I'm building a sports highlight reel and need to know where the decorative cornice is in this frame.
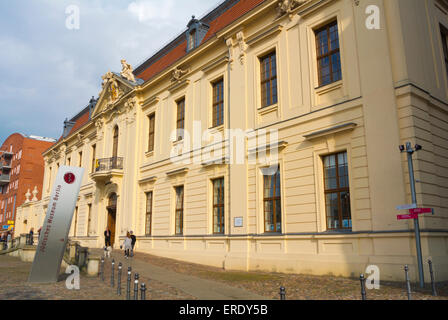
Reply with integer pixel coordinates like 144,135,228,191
138,176,157,184
246,25,283,47
141,95,160,109
168,79,190,94
166,167,189,177
303,123,357,140
248,141,288,154
201,53,230,73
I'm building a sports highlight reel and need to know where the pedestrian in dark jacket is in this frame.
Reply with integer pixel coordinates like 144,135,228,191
130,231,136,257
104,227,111,247
29,228,34,245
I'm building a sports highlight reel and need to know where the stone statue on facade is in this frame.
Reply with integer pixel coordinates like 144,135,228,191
277,0,305,18
171,67,189,82
25,189,31,203
32,186,38,202
120,59,136,83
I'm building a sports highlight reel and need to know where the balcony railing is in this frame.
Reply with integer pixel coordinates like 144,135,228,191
0,174,10,185
95,157,123,172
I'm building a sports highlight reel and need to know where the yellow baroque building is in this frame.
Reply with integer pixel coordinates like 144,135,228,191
16,0,448,282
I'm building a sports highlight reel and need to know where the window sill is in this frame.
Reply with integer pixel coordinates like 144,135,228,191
208,124,224,134
172,139,184,147
145,151,154,158
315,80,343,96
257,103,278,116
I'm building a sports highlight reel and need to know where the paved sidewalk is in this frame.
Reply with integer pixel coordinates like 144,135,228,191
94,249,268,300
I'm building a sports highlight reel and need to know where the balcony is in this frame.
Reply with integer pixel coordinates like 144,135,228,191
90,157,124,183
0,160,12,171
0,174,10,186
0,151,13,159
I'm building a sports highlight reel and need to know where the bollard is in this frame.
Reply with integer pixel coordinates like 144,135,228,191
141,283,147,301
134,273,140,300
117,263,122,296
100,257,104,282
360,274,367,300
279,287,286,300
428,260,438,297
404,265,412,300
111,259,115,287
126,267,132,300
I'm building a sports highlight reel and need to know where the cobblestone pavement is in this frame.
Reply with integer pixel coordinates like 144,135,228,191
123,250,448,301
0,255,120,300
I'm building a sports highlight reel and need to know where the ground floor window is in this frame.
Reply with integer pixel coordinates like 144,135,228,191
212,178,224,234
263,166,282,233
323,151,352,230
145,192,153,236
175,186,184,235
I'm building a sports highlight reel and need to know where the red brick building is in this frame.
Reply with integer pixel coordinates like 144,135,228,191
0,133,55,237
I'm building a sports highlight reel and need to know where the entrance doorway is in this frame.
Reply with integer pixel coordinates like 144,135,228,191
106,193,117,247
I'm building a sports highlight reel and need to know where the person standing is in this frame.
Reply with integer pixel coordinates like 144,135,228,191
130,231,136,257
29,228,34,245
121,232,132,259
104,227,111,248
6,232,11,249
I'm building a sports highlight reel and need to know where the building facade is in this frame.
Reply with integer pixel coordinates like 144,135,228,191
16,0,448,282
0,133,55,236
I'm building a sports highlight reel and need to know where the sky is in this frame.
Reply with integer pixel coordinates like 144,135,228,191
0,0,224,143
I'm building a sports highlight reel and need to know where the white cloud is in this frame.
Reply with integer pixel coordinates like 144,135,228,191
128,0,175,22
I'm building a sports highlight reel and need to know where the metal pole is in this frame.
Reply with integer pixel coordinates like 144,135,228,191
111,259,115,287
428,260,437,296
141,283,147,301
117,263,122,296
406,142,424,288
279,287,286,300
360,274,367,300
100,257,104,282
134,273,139,300
405,265,412,300
126,267,132,300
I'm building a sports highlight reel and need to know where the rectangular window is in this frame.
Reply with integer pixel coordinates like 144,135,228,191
78,152,83,167
441,25,448,80
148,114,155,152
87,204,92,236
315,20,342,87
212,178,224,234
212,79,224,127
91,145,96,173
323,151,352,230
176,98,185,141
175,186,184,235
260,51,278,108
67,157,71,166
263,166,282,233
73,206,78,237
145,192,153,236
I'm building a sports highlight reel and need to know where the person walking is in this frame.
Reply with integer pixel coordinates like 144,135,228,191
130,231,136,257
120,232,132,259
104,227,111,248
6,232,11,249
29,228,34,245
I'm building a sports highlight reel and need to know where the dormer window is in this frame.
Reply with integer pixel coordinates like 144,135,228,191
186,15,209,53
188,29,196,51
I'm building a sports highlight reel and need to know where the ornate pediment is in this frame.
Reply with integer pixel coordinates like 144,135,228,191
91,71,135,118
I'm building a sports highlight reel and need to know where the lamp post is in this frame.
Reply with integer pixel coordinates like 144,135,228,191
400,142,424,288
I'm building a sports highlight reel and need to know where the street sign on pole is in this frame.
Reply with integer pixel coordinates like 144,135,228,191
396,204,417,211
409,208,433,215
397,213,419,220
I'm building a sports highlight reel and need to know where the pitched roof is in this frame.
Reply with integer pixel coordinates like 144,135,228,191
134,0,266,82
53,0,267,147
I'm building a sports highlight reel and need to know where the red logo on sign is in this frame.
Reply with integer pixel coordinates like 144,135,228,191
64,173,76,184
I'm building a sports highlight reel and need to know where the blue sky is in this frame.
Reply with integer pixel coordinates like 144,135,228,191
0,0,223,143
